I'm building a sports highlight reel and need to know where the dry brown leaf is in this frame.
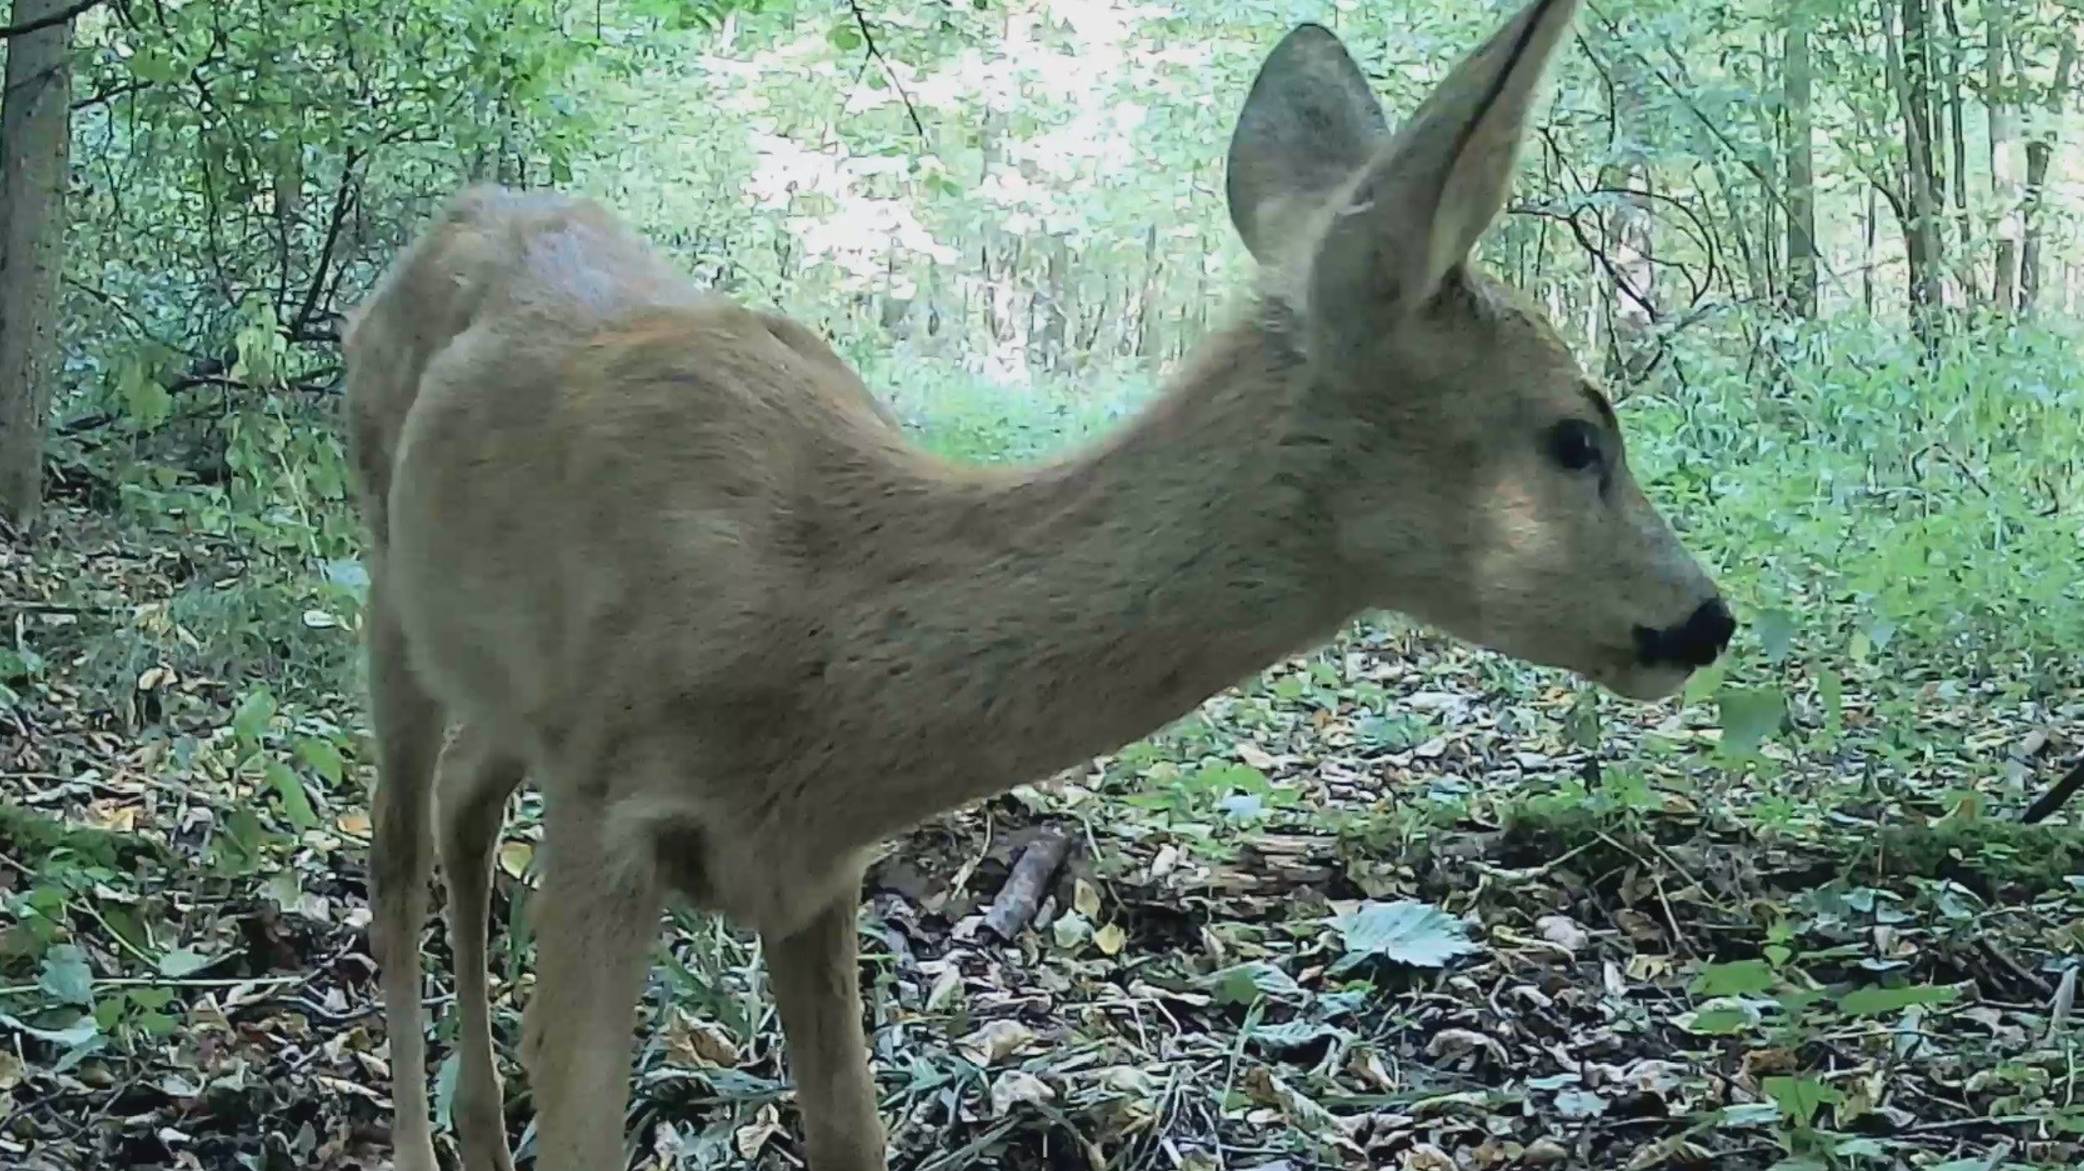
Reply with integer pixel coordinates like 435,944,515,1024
989,1069,1054,1116
1401,1141,1456,1170
958,1019,1036,1066
1424,1028,1506,1064
1094,922,1127,956
1537,914,1589,953
733,1104,782,1160
1522,1137,1570,1165
1073,878,1102,919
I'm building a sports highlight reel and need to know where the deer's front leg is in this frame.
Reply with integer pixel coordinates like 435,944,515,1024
523,808,661,1171
766,876,885,1171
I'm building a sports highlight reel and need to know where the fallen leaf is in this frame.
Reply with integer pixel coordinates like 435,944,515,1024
1401,1142,1455,1170
1424,1028,1505,1064
1094,922,1127,956
925,964,964,1012
990,1069,1054,1116
1330,900,1479,972
734,1104,782,1159
1537,914,1589,953
1073,878,1102,918
958,1019,1036,1066
497,840,534,879
1522,1138,1569,1165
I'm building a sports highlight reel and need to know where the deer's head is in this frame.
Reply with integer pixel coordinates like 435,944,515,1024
1226,0,1730,700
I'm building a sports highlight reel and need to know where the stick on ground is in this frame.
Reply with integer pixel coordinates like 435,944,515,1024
2022,755,2084,825
983,829,1073,940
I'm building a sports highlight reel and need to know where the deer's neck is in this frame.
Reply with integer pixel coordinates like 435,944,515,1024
817,312,1354,818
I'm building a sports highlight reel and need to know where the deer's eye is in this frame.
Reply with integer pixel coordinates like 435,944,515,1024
1547,419,1602,472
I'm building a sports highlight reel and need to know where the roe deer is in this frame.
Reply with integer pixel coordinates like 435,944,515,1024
343,1,1732,1168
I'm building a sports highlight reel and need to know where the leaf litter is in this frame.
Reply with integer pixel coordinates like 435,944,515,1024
3,501,2082,1170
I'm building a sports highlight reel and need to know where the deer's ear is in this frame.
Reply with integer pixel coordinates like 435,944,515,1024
1224,24,1388,265
1316,0,1581,313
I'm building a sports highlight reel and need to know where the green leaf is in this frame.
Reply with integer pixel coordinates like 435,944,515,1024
1754,608,1796,662
1204,961,1303,1006
157,947,216,978
433,1051,461,1131
266,760,319,831
828,21,862,51
1563,689,1601,749
1717,686,1785,759
1682,658,1729,705
127,988,175,1011
1678,1005,1759,1035
1691,959,1777,998
1247,1019,1343,1053
1717,1102,1782,1128
1764,1074,1844,1129
232,689,277,747
0,1009,99,1048
296,737,345,786
1329,900,1478,972
1817,667,1843,733
1186,762,1267,796
39,944,95,1007
1836,983,1958,1018
118,362,174,432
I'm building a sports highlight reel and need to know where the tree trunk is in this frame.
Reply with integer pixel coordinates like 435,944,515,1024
2019,31,2077,314
0,0,76,530
1941,0,1972,306
1988,0,2020,310
1602,52,1654,377
1132,224,1157,359
1890,0,1944,342
1783,0,1818,318
1863,184,1877,314
1038,234,1068,372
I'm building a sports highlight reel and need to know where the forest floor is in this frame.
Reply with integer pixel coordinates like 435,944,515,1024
4,495,2083,1171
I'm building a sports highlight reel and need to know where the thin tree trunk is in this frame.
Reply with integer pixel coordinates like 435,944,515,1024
0,0,77,530
2020,32,2077,314
1863,184,1877,314
1038,234,1068,372
1783,0,1818,318
1133,224,1157,359
1942,0,1972,307
1890,0,1944,344
1988,0,2020,310
1719,171,1768,307
1603,53,1654,377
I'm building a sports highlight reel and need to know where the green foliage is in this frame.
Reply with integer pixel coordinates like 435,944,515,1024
15,1,2084,1166
1327,900,1478,973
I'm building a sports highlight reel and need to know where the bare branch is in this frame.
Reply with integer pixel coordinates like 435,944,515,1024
847,0,926,139
2024,756,2084,824
0,0,103,39
287,150,363,344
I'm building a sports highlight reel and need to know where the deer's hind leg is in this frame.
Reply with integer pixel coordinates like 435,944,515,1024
365,578,445,1171
434,726,526,1171
764,871,885,1171
519,787,663,1171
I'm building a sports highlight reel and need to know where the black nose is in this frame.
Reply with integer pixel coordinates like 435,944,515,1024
1633,598,1736,670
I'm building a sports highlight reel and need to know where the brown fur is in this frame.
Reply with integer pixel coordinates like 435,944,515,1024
344,3,1721,1169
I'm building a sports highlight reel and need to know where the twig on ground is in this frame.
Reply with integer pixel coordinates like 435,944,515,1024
2023,754,2084,824
983,828,1072,940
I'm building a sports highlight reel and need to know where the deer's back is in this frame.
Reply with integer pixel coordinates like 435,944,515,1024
346,187,905,763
